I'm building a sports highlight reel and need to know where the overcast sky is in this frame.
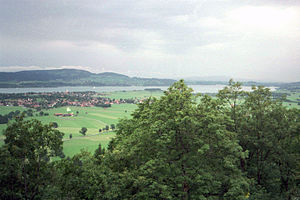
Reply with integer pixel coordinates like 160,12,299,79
0,0,299,82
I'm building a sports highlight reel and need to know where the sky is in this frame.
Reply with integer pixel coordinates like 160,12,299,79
0,0,299,82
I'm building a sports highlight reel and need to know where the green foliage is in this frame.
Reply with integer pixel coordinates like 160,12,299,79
80,127,87,136
218,80,300,199
50,121,58,128
217,78,244,132
1,80,298,199
63,132,116,157
110,124,116,130
94,144,106,164
243,87,300,199
0,103,136,157
53,151,107,199
0,110,23,124
0,117,64,200
104,80,248,199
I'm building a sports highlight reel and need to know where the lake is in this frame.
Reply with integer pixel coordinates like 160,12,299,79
0,85,277,94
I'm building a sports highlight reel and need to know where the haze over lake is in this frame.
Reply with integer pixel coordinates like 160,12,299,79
0,85,277,94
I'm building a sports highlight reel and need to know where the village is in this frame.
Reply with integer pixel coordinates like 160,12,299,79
0,91,140,109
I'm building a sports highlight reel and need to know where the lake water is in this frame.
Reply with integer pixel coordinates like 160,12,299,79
0,85,277,94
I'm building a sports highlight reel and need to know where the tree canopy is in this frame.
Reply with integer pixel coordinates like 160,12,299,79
218,80,300,199
80,127,87,136
0,117,64,200
0,80,299,199
104,80,248,199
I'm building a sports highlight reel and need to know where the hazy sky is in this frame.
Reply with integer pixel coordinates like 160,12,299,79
0,0,299,82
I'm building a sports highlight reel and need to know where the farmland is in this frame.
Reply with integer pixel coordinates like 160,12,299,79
0,104,137,156
0,90,164,156
102,89,163,100
273,89,300,108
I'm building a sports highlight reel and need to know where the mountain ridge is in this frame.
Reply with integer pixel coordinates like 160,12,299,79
0,69,298,88
0,69,176,88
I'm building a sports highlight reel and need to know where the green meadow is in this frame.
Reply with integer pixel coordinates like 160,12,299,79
0,104,137,157
0,90,165,157
100,89,163,100
274,89,300,109
63,132,116,157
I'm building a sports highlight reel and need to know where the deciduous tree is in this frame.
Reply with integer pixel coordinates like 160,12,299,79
104,80,248,199
219,81,300,199
0,117,64,200
80,127,87,136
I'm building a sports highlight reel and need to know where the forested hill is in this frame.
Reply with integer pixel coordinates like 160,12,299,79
0,69,176,88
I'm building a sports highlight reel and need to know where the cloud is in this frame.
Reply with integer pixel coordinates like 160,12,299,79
225,6,300,37
0,65,94,72
0,66,45,72
0,0,299,81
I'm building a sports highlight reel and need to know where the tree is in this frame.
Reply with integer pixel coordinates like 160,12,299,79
94,144,105,164
50,122,58,128
27,111,33,117
110,124,115,130
0,117,64,200
239,86,300,199
54,151,107,199
218,81,300,199
104,80,248,199
15,110,21,116
0,115,8,124
80,127,87,136
105,125,109,131
99,129,102,134
217,79,244,133
39,111,44,116
69,134,72,139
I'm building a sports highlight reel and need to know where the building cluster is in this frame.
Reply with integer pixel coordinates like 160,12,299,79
0,91,140,109
54,113,74,117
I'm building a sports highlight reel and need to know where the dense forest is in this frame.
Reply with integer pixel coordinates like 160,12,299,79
0,80,299,200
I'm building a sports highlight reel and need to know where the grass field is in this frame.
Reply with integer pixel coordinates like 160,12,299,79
0,106,27,114
101,90,163,100
0,90,166,157
0,103,137,157
274,89,300,109
35,104,136,138
63,132,116,157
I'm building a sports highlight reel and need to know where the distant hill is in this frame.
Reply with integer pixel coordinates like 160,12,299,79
0,69,176,88
184,76,289,87
0,69,92,82
278,82,300,91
